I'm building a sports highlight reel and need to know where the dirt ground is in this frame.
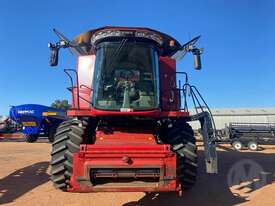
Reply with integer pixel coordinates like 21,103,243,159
0,138,274,206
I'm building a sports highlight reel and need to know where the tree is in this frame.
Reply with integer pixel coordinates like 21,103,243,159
51,100,71,110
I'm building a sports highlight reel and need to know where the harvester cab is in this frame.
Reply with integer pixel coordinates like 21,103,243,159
48,26,217,195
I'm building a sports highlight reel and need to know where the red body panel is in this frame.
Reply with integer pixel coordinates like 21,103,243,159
160,57,180,111
72,87,92,109
72,55,95,109
95,130,156,145
69,54,183,115
68,144,179,193
67,108,189,118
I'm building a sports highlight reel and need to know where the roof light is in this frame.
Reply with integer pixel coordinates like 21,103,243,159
135,31,163,45
91,30,163,45
91,30,123,44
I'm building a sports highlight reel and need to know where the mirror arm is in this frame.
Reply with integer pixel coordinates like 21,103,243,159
48,40,70,67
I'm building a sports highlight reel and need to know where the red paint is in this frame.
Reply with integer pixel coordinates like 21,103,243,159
95,129,156,145
160,57,180,111
71,55,95,109
67,108,189,118
68,144,179,193
72,86,92,109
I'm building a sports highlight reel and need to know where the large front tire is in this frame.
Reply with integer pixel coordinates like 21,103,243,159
165,121,198,190
50,119,87,191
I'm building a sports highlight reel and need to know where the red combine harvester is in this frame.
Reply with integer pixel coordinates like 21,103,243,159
48,26,217,195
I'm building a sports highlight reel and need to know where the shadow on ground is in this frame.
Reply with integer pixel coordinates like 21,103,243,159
0,136,50,143
0,161,49,205
123,147,275,206
0,138,25,142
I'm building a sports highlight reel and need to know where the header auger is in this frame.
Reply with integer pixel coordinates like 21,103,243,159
48,26,217,195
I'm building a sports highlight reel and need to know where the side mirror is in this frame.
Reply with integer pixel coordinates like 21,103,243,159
48,43,59,67
192,48,202,70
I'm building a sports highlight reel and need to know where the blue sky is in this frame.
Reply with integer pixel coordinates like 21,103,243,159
0,0,274,115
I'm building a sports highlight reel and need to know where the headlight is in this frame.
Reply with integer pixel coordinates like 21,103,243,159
135,31,163,45
91,30,163,45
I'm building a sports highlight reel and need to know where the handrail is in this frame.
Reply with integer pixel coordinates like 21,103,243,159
64,69,80,109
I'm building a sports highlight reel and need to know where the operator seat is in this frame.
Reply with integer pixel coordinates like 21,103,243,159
132,81,154,108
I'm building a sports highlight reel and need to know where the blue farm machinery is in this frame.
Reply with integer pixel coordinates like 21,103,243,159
9,104,68,142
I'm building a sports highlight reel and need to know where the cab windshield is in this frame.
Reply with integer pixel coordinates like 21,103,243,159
92,41,159,111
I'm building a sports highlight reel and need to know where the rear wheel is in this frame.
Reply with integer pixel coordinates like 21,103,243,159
232,140,243,151
164,121,198,190
25,134,39,143
248,141,258,151
50,119,87,191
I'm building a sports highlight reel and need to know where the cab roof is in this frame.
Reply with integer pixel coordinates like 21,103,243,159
74,26,182,56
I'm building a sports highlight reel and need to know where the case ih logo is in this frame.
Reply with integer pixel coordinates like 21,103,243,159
18,110,34,114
